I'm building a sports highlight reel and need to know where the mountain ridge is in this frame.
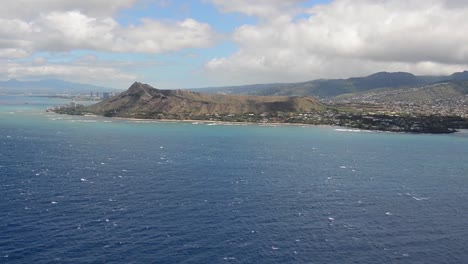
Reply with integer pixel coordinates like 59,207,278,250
195,71,468,98
84,82,324,119
53,81,468,134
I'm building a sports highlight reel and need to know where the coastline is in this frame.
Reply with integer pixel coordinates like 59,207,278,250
55,113,467,135
111,116,332,128
52,104,466,134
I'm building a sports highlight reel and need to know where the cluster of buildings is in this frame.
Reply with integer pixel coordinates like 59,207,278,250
363,98,468,118
89,91,120,100
328,84,468,118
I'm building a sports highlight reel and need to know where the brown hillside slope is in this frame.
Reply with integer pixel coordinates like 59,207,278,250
86,82,323,118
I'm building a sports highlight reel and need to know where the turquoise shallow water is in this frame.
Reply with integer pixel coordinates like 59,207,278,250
1,96,468,263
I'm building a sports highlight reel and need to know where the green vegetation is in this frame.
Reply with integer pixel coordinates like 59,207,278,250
49,81,468,134
199,71,468,99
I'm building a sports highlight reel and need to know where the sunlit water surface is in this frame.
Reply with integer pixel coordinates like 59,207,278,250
1,96,468,263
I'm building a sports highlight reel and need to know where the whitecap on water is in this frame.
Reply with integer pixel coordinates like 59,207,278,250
406,192,429,201
412,196,429,201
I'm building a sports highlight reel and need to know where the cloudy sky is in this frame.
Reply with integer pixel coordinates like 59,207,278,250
1,0,468,89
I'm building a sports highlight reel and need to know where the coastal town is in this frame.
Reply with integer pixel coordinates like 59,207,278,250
46,78,468,134
328,85,468,118
50,98,468,134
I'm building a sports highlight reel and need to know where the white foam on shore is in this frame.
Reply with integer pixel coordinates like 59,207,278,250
335,128,372,133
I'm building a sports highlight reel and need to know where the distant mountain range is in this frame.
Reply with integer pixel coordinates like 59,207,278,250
0,79,116,95
85,82,323,119
334,80,468,103
196,71,468,99
3,71,468,100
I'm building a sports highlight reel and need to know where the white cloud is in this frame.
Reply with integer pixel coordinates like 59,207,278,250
0,58,138,88
208,0,304,19
0,0,219,86
0,0,138,19
206,0,468,84
114,18,218,53
0,11,218,58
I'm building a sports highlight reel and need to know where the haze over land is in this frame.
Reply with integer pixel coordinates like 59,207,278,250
1,0,468,89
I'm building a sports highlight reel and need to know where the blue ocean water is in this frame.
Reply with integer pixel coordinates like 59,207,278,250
1,96,468,263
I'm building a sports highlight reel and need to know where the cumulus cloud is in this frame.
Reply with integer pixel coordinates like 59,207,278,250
0,57,138,88
0,11,218,58
206,0,468,84
0,0,220,85
208,0,304,19
0,0,138,19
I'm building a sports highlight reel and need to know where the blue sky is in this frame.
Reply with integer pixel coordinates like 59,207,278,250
0,0,467,90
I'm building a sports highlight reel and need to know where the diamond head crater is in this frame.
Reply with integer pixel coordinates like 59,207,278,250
49,71,468,134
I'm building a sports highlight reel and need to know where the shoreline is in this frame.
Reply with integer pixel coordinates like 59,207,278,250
112,116,321,127
60,113,467,135
60,113,356,130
